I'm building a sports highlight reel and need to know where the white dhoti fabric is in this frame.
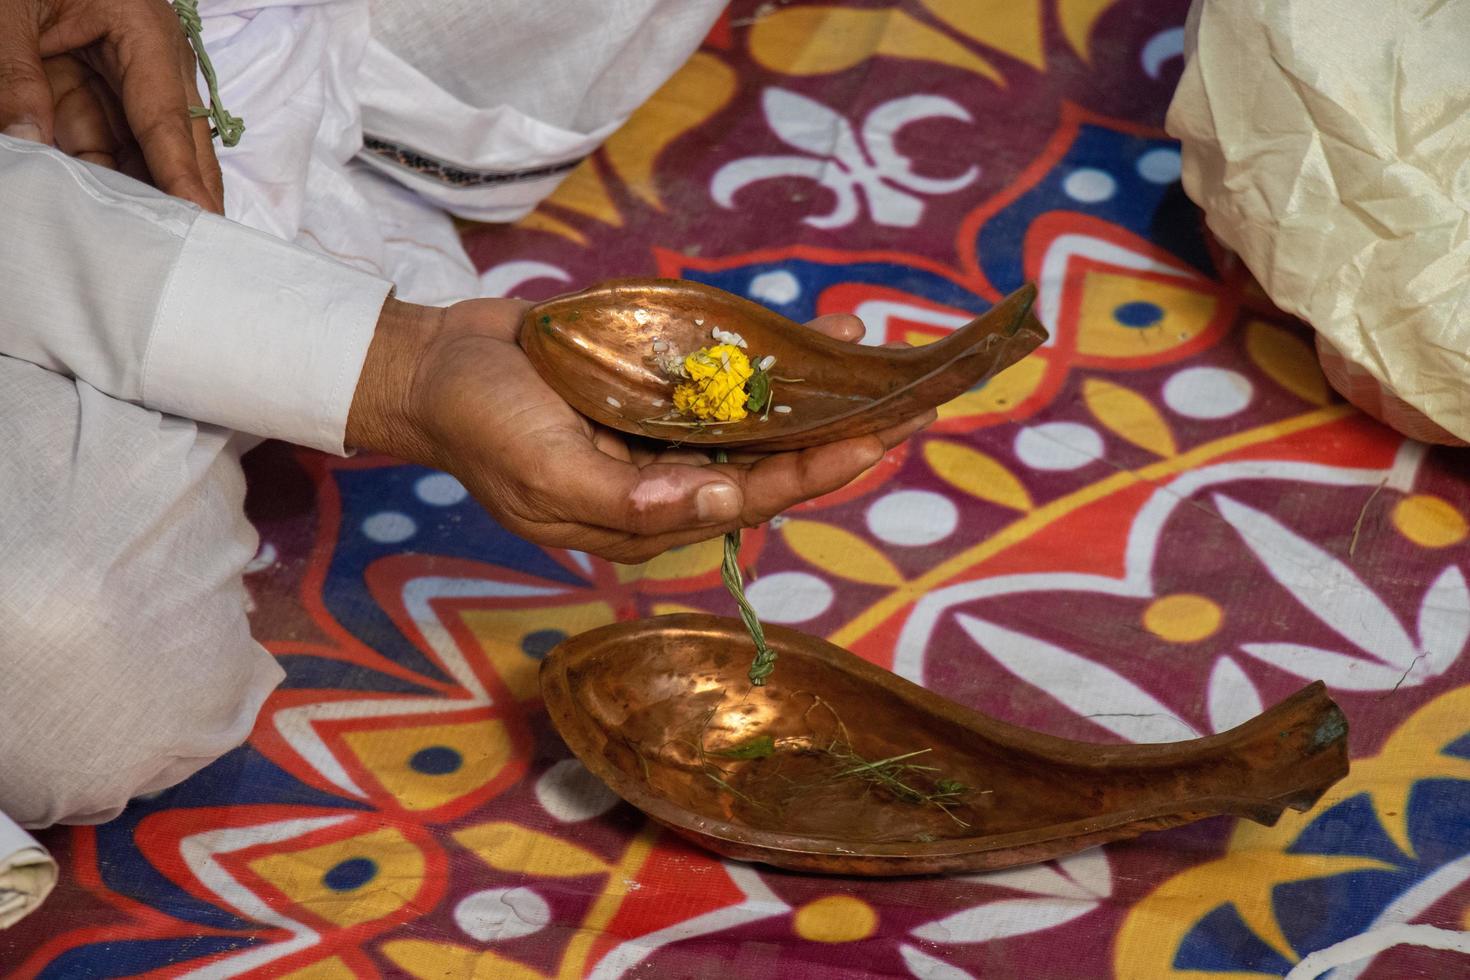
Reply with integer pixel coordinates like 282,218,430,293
207,0,726,303
1167,0,1470,443
0,0,727,929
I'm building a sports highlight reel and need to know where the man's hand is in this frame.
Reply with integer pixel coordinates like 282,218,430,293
0,0,224,211
348,297,934,564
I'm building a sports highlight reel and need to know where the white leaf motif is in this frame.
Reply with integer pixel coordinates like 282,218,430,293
956,615,1198,742
478,260,569,299
712,88,975,229
1057,848,1112,898
900,944,977,980
862,95,980,194
1416,565,1470,678
1207,656,1264,733
762,88,853,159
963,863,1092,900
710,155,858,229
912,897,1097,944
1216,495,1419,668
1241,643,1410,691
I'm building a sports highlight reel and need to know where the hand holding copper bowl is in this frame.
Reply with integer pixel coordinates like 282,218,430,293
517,277,1047,452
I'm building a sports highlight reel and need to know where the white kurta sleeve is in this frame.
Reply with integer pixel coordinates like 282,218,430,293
0,135,393,454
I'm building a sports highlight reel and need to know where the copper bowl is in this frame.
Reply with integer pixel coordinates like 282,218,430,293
541,615,1349,876
519,278,1046,452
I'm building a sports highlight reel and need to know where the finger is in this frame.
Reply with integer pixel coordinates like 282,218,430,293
532,431,743,536
804,313,864,343
591,427,633,462
47,60,119,163
458,297,534,342
106,26,215,208
733,436,886,525
84,70,149,181
646,448,714,467
0,8,53,143
177,37,224,212
871,409,937,450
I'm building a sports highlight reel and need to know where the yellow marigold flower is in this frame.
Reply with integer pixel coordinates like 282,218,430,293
673,344,753,422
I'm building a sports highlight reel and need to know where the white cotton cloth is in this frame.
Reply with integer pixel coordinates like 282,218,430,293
0,134,390,454
201,0,728,302
0,812,55,929
1167,0,1470,442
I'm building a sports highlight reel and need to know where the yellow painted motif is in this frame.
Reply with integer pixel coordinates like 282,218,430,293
1083,378,1178,457
1076,270,1216,358
604,53,737,209
1142,594,1222,643
620,538,726,586
542,158,623,227
1114,683,1470,977
652,601,707,617
782,519,905,586
794,895,879,942
247,827,424,928
921,0,1045,69
924,440,1034,512
555,824,660,979
381,941,547,980
455,821,609,878
460,600,616,702
1392,494,1469,549
279,957,358,980
936,355,1048,422
1057,0,1122,62
515,211,588,246
751,8,1002,84
338,719,514,812
1245,320,1329,405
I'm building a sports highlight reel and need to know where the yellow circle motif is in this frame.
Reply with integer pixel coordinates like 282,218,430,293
793,895,878,943
1143,594,1223,643
1392,494,1468,548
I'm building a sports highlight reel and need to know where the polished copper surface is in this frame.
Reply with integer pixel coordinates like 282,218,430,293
541,615,1350,876
518,278,1047,452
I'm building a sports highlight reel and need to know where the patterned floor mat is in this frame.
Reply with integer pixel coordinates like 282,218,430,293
6,1,1470,977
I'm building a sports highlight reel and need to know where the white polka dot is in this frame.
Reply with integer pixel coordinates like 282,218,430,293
362,511,416,543
1137,148,1182,184
746,572,833,623
1063,168,1117,203
454,887,550,942
866,490,959,546
1014,422,1104,471
749,270,801,305
1162,367,1254,419
536,759,620,822
415,473,468,506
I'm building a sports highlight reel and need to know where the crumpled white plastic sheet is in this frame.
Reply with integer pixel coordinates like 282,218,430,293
1167,0,1470,441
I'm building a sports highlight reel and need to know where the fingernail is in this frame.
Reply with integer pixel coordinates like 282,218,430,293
3,121,43,143
696,482,740,523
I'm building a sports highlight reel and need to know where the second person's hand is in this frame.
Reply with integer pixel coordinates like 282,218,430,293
0,0,224,211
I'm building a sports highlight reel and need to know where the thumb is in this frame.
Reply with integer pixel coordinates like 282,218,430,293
541,442,743,537
0,10,52,144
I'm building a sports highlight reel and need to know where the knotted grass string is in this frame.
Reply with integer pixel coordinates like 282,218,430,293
174,0,245,147
713,450,776,685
